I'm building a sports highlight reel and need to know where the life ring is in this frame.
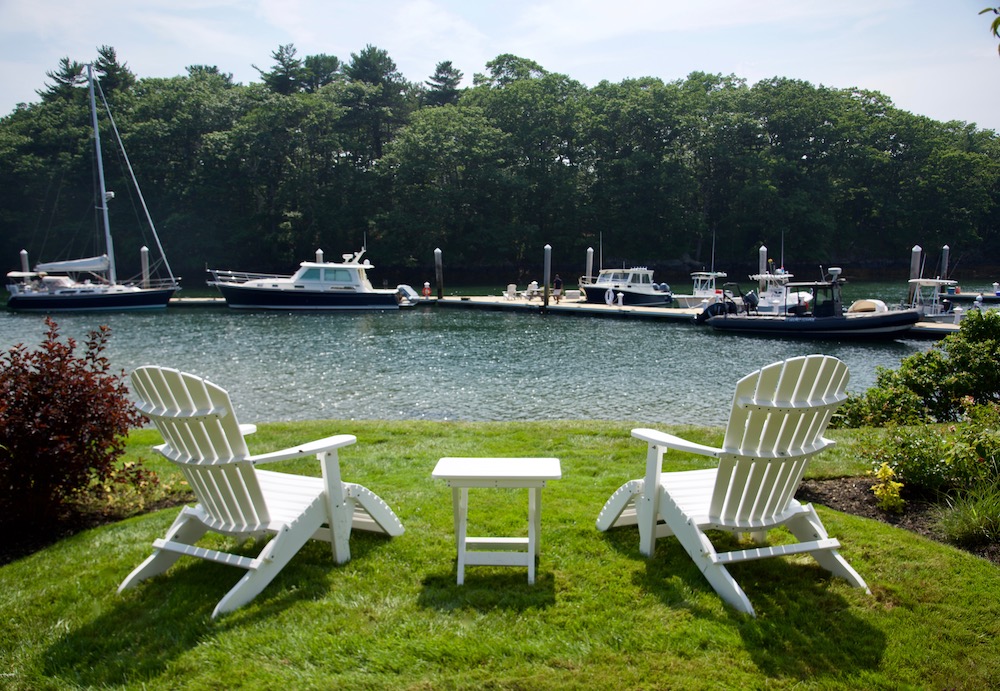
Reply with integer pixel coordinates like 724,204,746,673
421,283,431,297
604,288,615,305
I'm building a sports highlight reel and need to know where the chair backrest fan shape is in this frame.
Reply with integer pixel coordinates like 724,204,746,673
711,355,849,526
131,366,268,532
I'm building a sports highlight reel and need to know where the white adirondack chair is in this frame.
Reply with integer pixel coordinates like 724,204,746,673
119,366,404,618
596,354,869,616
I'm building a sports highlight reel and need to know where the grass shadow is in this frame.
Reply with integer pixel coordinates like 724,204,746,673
602,525,885,682
417,568,557,612
42,532,395,686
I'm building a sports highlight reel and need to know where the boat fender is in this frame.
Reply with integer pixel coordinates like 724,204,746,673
604,288,615,305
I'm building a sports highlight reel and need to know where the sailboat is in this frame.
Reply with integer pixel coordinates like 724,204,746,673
6,64,179,311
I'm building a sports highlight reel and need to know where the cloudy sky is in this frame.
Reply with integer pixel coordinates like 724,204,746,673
1,0,998,130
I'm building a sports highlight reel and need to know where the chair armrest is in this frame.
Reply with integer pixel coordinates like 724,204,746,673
631,428,723,458
248,434,357,465
239,423,257,436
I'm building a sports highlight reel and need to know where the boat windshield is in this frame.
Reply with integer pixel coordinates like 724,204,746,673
323,268,353,282
596,271,630,284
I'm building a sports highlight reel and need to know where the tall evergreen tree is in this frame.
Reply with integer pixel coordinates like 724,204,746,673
425,61,463,106
254,44,306,95
37,57,85,103
94,45,136,99
302,54,342,93
342,45,411,159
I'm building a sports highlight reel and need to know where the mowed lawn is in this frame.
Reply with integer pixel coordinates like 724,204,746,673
2,420,998,689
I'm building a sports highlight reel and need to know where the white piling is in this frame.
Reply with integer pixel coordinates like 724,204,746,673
543,244,552,308
141,246,150,288
434,248,443,299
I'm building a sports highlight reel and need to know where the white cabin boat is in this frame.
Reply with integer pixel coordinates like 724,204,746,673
578,267,672,306
671,271,730,308
207,248,411,310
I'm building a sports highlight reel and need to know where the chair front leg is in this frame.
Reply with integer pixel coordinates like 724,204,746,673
320,449,352,564
637,443,664,557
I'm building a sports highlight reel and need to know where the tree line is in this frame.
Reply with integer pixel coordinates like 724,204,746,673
1,44,998,288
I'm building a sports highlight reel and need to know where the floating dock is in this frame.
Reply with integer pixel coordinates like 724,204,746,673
433,295,703,322
170,294,956,339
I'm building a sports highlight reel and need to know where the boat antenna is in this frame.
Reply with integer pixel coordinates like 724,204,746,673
710,227,717,273
88,64,116,285
95,77,177,285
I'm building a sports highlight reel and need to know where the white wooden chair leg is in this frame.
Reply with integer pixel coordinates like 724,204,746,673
656,489,756,615
212,503,325,618
637,444,664,557
786,506,870,592
118,507,209,592
321,449,352,564
697,562,755,616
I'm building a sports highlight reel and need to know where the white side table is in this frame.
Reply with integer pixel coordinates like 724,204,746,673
432,457,562,585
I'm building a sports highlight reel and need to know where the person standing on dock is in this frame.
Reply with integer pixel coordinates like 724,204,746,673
553,274,563,303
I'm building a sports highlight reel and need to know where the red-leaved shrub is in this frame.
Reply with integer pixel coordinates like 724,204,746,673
0,317,147,528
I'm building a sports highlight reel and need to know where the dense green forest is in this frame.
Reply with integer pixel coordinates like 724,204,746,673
1,45,998,287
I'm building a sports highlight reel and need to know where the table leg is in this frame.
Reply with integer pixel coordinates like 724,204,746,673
528,487,542,584
453,486,468,585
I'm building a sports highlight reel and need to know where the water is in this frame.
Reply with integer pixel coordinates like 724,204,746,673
0,302,933,427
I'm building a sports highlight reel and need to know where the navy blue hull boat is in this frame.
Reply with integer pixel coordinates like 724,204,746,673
706,268,920,340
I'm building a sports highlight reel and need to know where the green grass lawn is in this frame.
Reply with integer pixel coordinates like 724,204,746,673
2,420,998,689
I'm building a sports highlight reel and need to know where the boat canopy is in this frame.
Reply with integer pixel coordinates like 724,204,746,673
34,255,110,274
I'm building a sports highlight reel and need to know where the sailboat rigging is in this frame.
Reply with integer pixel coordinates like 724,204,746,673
6,64,179,311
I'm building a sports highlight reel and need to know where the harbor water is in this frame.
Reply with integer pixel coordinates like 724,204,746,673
0,302,933,427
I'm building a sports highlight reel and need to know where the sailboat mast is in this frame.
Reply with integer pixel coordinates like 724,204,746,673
88,64,116,285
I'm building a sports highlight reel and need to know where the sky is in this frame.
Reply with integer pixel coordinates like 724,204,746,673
1,0,998,131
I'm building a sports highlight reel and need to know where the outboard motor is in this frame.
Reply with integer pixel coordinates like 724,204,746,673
743,290,759,314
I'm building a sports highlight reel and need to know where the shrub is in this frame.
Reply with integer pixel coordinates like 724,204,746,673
837,309,1000,426
859,426,956,497
835,374,927,428
0,318,150,529
858,403,1000,498
870,462,905,513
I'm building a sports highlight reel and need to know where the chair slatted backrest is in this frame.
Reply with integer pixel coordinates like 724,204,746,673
131,366,269,531
710,355,849,525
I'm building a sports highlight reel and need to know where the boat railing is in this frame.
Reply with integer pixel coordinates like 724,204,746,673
127,277,180,290
207,269,290,284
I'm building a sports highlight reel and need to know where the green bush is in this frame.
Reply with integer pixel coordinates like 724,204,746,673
837,310,1000,426
0,318,151,529
836,375,927,428
859,402,1000,498
860,426,955,497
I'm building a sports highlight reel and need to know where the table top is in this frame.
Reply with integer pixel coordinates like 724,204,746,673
433,457,561,482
